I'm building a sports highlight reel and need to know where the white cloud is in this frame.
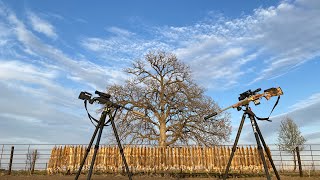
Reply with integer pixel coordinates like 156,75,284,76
0,80,89,144
289,93,320,111
85,0,320,90
107,26,135,37
80,0,320,89
0,60,81,109
0,60,57,82
0,113,42,124
0,7,128,90
185,0,320,87
0,5,130,144
0,6,99,144
27,11,58,39
81,35,172,63
248,0,320,82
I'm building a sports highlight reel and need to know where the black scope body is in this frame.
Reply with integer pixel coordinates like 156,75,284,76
238,88,261,101
95,90,111,99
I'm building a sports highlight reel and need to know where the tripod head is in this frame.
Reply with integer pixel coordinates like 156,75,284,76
78,90,145,116
79,90,115,106
204,87,283,120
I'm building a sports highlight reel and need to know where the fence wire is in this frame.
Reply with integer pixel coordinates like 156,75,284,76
0,144,319,172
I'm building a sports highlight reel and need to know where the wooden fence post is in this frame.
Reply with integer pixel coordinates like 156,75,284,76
31,149,37,174
0,145,4,169
8,146,14,175
45,163,47,172
296,146,303,177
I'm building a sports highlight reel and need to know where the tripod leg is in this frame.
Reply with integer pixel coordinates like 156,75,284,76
75,111,107,180
248,114,271,180
254,118,281,180
87,115,106,180
108,111,132,180
223,113,246,180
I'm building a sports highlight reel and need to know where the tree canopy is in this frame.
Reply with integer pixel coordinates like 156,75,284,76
277,117,306,151
107,51,231,147
277,116,306,170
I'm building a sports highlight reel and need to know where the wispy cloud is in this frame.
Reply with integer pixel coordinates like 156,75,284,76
0,60,79,108
107,26,135,37
80,0,320,89
289,93,320,111
0,4,128,144
81,31,172,63
0,60,57,82
174,0,320,87
0,79,88,144
1,6,127,90
249,1,320,83
27,11,58,39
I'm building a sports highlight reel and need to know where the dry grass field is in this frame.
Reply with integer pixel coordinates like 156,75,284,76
1,170,319,180
0,174,319,180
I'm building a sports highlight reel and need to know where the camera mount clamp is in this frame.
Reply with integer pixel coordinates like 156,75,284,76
75,90,143,180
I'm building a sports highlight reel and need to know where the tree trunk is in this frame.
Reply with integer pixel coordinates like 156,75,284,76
159,119,167,147
293,150,297,171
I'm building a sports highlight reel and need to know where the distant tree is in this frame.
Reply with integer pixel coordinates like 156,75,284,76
277,117,306,171
106,50,231,147
25,149,40,172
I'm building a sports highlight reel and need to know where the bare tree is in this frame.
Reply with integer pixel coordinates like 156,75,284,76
277,117,306,171
25,149,40,172
106,50,231,147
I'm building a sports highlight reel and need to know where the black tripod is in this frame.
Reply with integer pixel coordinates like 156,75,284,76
75,104,132,180
223,105,280,180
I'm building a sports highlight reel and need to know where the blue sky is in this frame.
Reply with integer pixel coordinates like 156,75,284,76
0,0,319,145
